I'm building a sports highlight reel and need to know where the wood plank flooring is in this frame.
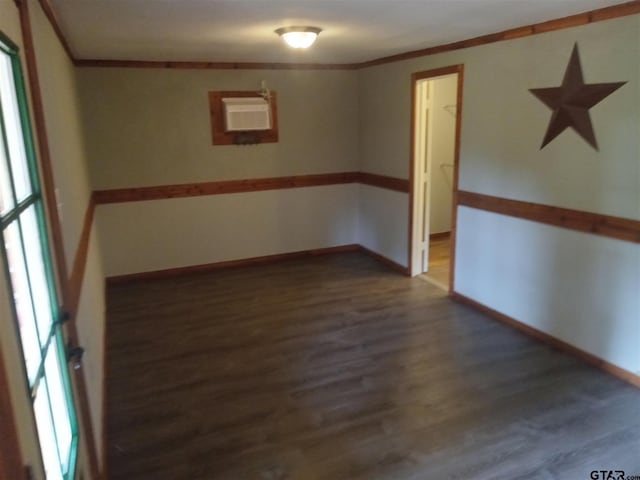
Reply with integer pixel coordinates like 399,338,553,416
423,234,450,289
106,252,640,480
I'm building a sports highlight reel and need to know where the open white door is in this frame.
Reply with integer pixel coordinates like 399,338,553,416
411,79,432,276
411,71,459,281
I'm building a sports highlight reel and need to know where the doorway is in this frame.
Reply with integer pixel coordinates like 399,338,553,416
409,65,463,292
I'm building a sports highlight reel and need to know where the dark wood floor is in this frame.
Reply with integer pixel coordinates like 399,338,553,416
106,252,640,480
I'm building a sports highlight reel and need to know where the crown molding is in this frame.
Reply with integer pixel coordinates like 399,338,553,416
33,0,640,70
73,59,358,70
359,0,640,68
37,0,74,61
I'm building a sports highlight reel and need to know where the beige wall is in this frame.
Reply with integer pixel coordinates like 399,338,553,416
75,231,105,466
357,185,408,267
30,0,92,274
427,74,456,235
358,15,640,374
0,2,21,56
78,66,361,276
456,22,638,219
30,0,106,475
359,16,639,218
97,185,358,277
77,68,360,189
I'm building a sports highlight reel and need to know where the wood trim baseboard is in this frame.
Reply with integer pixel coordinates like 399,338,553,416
37,0,74,61
106,245,360,284
93,172,414,204
451,292,640,388
458,190,640,244
74,59,359,70
359,1,640,68
357,172,410,193
105,244,410,284
357,246,410,275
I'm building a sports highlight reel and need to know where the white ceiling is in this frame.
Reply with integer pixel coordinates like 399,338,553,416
50,0,627,64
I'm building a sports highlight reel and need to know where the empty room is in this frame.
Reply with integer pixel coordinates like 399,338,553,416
1,1,639,479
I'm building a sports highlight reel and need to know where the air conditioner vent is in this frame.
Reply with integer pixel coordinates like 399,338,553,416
222,97,271,132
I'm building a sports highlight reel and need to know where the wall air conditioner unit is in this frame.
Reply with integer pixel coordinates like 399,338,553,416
222,97,271,132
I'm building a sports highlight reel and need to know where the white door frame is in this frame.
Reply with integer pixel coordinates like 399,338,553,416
408,65,464,294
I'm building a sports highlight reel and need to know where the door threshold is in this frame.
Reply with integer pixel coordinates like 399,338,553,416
418,274,448,291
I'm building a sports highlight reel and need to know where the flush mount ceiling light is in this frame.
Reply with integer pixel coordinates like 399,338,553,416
275,26,322,49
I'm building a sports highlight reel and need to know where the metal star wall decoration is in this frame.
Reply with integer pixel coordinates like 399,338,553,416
529,43,626,150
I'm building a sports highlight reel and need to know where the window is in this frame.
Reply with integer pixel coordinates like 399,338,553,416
0,33,78,480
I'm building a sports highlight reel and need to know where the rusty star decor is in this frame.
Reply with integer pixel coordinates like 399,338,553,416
529,43,626,150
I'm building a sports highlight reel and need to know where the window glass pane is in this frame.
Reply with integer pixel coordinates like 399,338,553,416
0,39,77,480
3,222,41,382
20,205,55,345
0,120,14,215
0,52,31,202
44,337,73,470
33,379,64,480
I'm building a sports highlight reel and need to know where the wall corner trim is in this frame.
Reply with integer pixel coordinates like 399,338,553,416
36,0,75,61
451,291,640,388
74,58,359,70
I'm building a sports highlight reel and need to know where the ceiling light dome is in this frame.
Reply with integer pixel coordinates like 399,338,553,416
275,26,322,49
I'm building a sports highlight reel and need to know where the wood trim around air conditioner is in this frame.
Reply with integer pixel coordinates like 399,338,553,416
209,90,279,145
